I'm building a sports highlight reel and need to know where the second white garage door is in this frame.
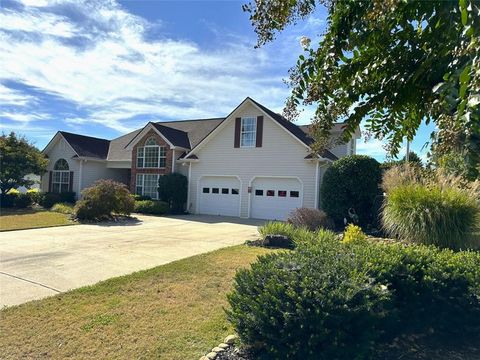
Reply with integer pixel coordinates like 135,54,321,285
198,176,241,217
250,177,302,220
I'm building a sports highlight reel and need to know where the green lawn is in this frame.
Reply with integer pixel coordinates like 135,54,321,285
0,245,273,360
0,208,75,231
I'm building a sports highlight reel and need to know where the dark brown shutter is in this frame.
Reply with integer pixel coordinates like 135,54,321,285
256,115,263,147
69,171,74,192
48,171,53,192
234,117,241,148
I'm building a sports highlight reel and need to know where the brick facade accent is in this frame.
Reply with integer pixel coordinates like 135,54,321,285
130,129,173,194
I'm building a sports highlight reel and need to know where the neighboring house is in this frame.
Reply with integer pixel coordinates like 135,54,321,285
16,174,40,193
41,98,360,220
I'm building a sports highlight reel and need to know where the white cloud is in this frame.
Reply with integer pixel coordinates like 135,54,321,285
0,84,36,106
0,0,294,134
0,111,50,122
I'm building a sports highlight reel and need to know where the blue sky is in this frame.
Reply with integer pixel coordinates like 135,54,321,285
0,0,434,161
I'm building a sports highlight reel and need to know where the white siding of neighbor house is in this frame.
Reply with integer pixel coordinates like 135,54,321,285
188,102,322,218
41,137,80,196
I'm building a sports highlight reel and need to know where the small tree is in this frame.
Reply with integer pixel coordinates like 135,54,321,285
0,132,47,194
74,179,134,220
158,173,188,214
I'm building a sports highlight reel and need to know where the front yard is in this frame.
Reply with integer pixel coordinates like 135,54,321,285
0,245,272,359
0,208,75,231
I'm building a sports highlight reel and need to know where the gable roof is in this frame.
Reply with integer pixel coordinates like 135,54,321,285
247,98,338,161
151,123,191,149
107,129,142,161
155,118,224,149
59,131,110,159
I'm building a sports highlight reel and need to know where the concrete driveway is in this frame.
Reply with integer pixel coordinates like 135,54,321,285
0,214,263,307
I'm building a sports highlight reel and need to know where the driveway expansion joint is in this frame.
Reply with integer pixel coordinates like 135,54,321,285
0,271,61,293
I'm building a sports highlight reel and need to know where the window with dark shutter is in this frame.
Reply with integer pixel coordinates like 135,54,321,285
256,115,263,147
234,117,241,148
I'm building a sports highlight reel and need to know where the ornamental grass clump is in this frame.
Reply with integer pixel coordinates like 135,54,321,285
382,184,480,249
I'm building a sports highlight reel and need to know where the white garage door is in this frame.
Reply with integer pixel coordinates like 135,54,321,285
251,177,302,220
198,176,241,217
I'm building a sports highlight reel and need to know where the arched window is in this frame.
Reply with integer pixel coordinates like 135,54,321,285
136,136,166,168
54,159,69,170
145,137,157,146
52,158,70,193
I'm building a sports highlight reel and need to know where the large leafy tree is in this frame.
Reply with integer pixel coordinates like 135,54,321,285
0,132,48,194
244,0,480,177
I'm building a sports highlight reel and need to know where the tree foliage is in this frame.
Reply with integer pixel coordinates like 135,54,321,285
244,0,480,176
0,132,47,194
158,173,188,214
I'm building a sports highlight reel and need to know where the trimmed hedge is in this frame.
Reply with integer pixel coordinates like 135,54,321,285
0,191,36,208
134,200,169,215
321,155,382,227
227,237,480,359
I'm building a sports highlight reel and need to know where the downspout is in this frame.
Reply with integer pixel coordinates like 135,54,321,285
78,159,84,200
187,162,192,212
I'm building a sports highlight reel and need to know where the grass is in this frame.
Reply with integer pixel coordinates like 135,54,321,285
0,208,75,231
0,245,273,360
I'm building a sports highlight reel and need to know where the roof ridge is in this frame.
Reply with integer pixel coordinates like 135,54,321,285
59,130,110,142
156,117,225,124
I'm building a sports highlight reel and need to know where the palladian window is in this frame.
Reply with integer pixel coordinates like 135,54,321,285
136,137,166,168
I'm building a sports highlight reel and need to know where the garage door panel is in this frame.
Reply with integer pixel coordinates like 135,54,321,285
251,177,302,220
199,176,240,217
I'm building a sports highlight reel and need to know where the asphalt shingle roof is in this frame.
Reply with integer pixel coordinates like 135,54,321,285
59,131,110,159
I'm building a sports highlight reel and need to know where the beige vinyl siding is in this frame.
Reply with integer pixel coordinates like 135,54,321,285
80,160,129,190
189,102,319,218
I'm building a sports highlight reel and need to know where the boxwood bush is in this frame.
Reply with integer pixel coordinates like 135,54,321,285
134,200,169,215
382,184,480,249
227,238,480,359
320,155,382,227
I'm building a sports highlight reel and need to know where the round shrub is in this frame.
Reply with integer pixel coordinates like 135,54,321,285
74,179,134,221
382,184,480,249
134,200,169,215
227,236,391,359
38,193,62,208
227,238,480,359
342,224,367,244
321,155,382,227
0,193,16,208
287,207,334,231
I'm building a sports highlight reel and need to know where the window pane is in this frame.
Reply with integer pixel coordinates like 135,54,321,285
212,188,219,194
144,147,159,168
231,188,239,195
266,190,275,196
240,117,256,147
143,174,159,199
53,172,61,182
145,137,157,146
159,157,166,168
290,191,299,198
61,172,70,183
54,159,69,170
135,186,143,195
255,189,263,196
60,183,69,193
137,147,144,168
203,187,210,193
221,188,229,194
278,190,287,197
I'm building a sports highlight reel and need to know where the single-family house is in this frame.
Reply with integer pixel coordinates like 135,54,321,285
41,98,360,220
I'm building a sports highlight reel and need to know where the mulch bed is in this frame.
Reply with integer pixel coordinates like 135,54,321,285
214,333,480,360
